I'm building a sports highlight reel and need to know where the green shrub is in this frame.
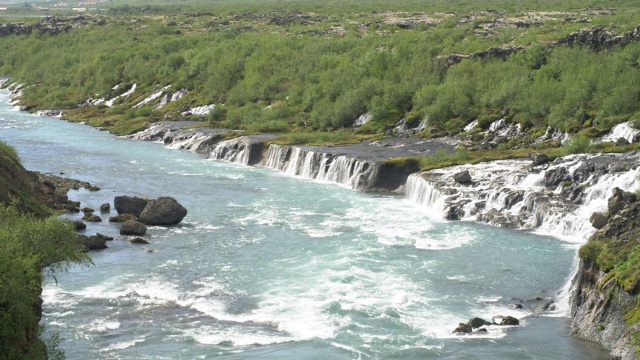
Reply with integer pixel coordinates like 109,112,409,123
0,204,91,358
208,105,227,123
563,134,594,155
0,141,21,164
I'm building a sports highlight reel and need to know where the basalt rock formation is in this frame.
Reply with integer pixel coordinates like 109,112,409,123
0,16,102,38
572,188,640,360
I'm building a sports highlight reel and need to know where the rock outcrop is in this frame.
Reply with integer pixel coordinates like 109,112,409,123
556,25,640,52
571,188,640,359
0,16,103,38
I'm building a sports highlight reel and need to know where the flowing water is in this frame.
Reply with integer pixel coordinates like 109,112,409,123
0,90,610,359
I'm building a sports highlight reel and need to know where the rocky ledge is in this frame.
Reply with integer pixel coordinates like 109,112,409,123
572,188,640,360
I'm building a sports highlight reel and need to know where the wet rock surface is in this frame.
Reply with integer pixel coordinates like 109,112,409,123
571,189,640,360
120,220,147,236
139,197,187,226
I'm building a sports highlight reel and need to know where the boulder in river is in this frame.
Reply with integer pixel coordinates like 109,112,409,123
467,317,491,328
82,213,101,222
492,315,520,326
453,169,472,184
453,322,473,334
109,213,139,223
100,203,111,212
139,197,187,225
78,234,108,251
114,195,149,217
529,152,550,165
120,220,147,236
130,237,149,244
72,220,86,230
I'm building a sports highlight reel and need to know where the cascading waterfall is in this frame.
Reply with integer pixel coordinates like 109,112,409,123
260,144,377,191
404,174,445,218
404,154,640,242
166,132,212,152
209,138,251,164
599,122,640,144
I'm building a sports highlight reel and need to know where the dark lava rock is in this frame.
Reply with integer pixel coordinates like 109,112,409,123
453,169,472,184
140,197,187,225
534,300,556,314
453,322,473,334
467,317,491,328
78,234,107,251
120,220,147,236
130,237,149,244
529,152,550,165
607,187,636,216
493,315,520,326
72,220,86,230
544,166,570,188
109,214,139,223
590,212,608,229
616,137,629,147
509,303,523,309
444,205,464,220
95,233,114,241
114,195,149,217
82,207,94,213
100,203,110,212
82,213,101,222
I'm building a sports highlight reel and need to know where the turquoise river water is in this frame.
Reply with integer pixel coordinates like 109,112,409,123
0,90,609,359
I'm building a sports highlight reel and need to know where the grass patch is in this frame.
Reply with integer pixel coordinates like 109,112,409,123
382,157,421,173
0,141,20,164
417,147,563,171
270,131,365,146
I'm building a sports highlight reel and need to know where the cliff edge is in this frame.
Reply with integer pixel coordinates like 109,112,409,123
572,187,640,360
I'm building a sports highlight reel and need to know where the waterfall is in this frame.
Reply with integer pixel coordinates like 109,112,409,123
210,138,252,165
405,173,445,217
166,132,212,153
260,144,378,191
599,122,640,144
403,154,640,241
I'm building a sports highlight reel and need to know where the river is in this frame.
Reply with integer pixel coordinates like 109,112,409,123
0,90,609,359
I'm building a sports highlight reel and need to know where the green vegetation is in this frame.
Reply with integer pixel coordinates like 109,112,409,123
0,203,90,359
271,131,364,146
563,135,594,155
1,0,640,175
0,2,639,145
0,141,20,164
0,145,91,359
579,238,640,294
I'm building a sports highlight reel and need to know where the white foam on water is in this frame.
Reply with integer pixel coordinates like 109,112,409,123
331,341,371,358
84,318,121,333
183,326,292,347
130,278,180,306
99,337,145,352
